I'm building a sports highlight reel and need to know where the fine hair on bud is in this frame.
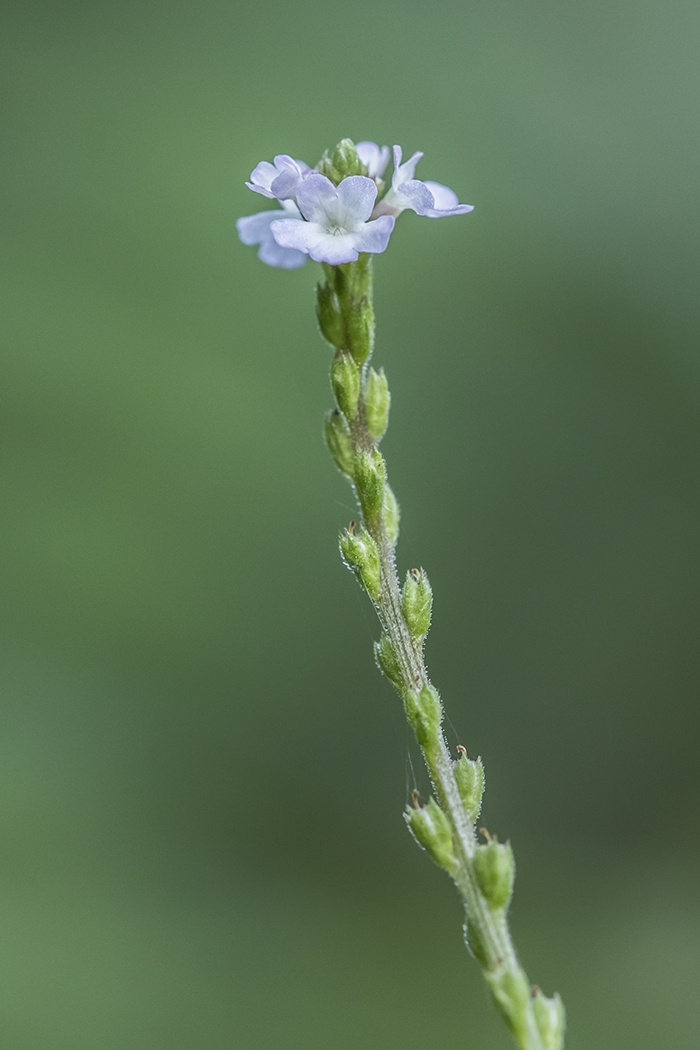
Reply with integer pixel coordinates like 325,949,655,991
454,751,485,823
403,683,442,750
533,990,566,1050
473,836,515,911
405,797,455,872
339,524,381,604
364,367,390,441
382,484,400,546
324,410,354,477
374,633,403,689
316,281,344,348
331,351,360,419
353,449,386,521
401,568,433,641
486,971,532,1043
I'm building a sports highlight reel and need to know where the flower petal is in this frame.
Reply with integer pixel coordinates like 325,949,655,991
334,176,378,227
271,219,360,265
245,161,278,198
391,145,424,190
295,174,339,225
237,209,307,268
236,209,283,245
421,180,474,217
351,214,395,255
356,141,390,178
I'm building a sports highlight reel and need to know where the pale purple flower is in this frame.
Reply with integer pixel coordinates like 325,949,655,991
236,200,307,269
246,155,312,202
374,145,474,219
356,141,391,179
270,174,395,265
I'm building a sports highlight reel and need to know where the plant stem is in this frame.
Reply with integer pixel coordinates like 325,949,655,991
320,257,563,1050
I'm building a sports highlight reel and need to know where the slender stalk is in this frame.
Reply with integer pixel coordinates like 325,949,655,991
320,256,564,1050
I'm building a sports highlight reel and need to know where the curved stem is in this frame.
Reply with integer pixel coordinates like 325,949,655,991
321,257,561,1050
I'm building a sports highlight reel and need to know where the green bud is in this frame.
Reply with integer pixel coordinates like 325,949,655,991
353,449,386,520
486,971,531,1041
318,138,364,183
405,797,455,872
331,351,360,419
473,836,515,911
339,525,381,603
532,990,566,1050
463,919,489,967
374,632,403,688
401,568,433,641
364,367,390,441
454,750,485,823
346,294,374,366
316,281,344,348
324,410,354,477
382,484,400,547
403,684,442,749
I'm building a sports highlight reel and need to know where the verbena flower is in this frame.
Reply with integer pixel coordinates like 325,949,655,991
270,174,395,266
356,141,391,180
237,139,472,268
236,200,307,269
374,145,474,218
246,155,312,201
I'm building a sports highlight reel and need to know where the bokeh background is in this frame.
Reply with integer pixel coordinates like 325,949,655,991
3,1,700,1047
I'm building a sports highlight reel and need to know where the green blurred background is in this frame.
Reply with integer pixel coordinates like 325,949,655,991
3,1,700,1047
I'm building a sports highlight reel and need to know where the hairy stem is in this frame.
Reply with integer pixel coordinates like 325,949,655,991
320,256,563,1050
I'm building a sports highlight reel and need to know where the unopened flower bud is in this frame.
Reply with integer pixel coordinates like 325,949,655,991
346,295,374,366
454,750,485,823
374,632,403,688
474,836,515,911
339,525,381,603
331,351,360,419
486,971,531,1043
405,797,455,872
325,410,354,477
401,568,433,640
316,281,343,348
532,990,566,1050
353,449,386,520
403,683,442,749
463,919,489,967
364,367,390,441
318,138,364,183
382,484,400,547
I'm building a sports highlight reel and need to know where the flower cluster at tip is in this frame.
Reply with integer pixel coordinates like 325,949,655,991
236,138,474,269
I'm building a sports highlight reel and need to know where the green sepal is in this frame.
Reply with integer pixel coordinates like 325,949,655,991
331,351,360,419
463,918,489,967
354,449,386,521
474,837,515,911
486,971,531,1042
454,752,485,823
317,138,364,184
403,684,442,749
339,525,381,603
405,797,455,872
364,367,390,441
382,484,400,547
374,633,403,688
316,282,344,348
401,569,433,641
533,990,566,1050
346,294,374,366
324,410,354,477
